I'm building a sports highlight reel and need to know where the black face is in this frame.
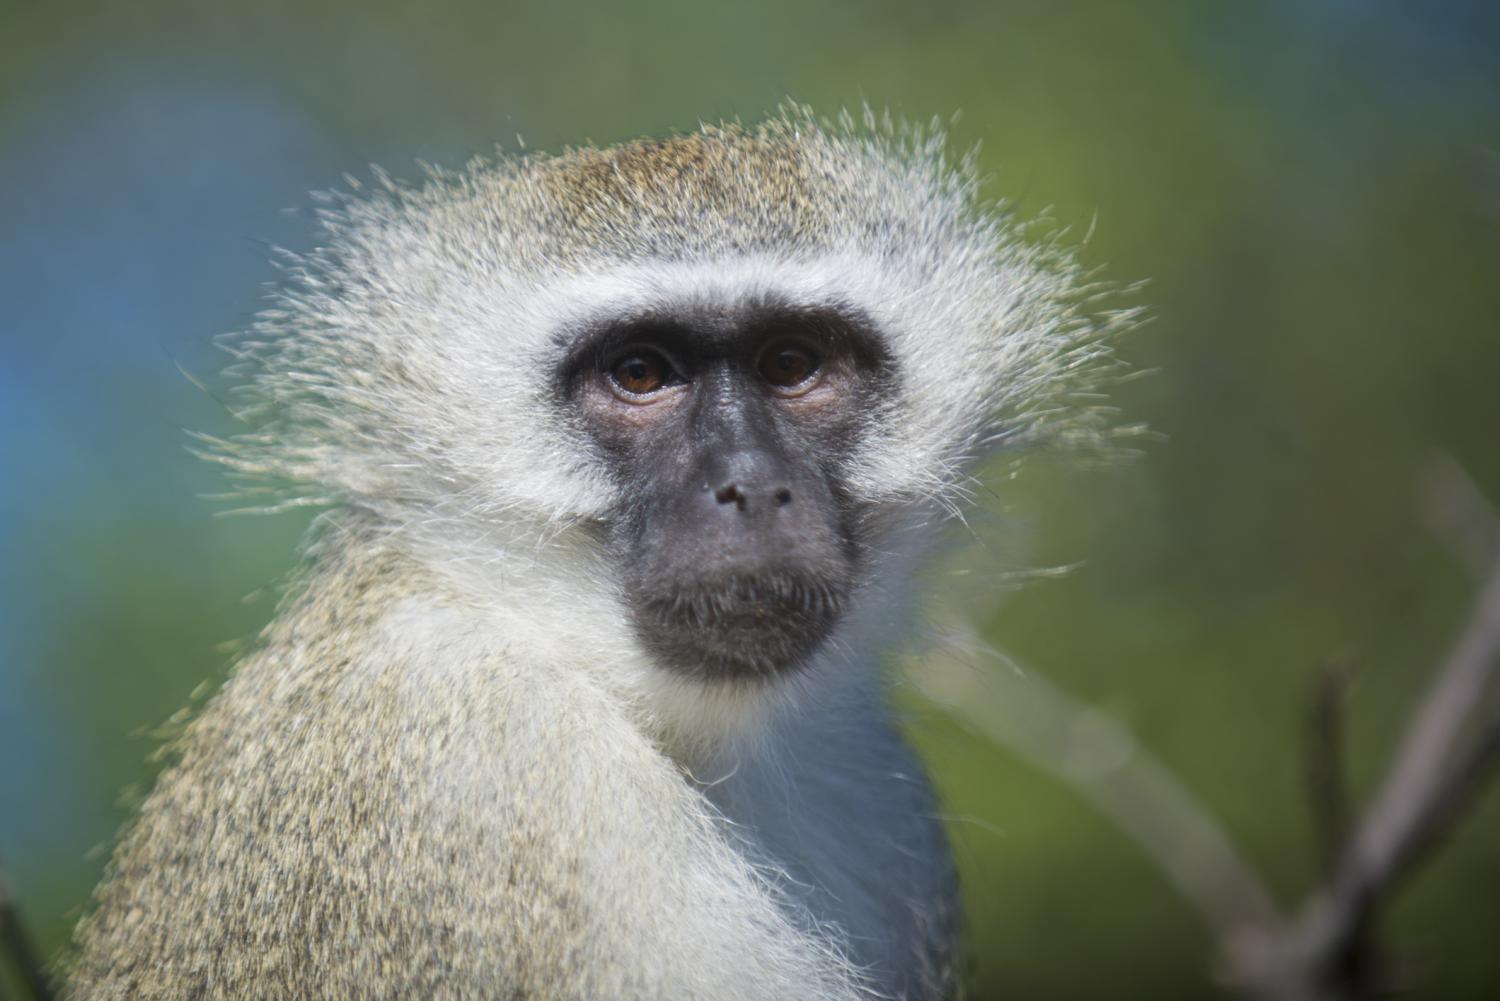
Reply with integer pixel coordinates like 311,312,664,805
559,301,894,681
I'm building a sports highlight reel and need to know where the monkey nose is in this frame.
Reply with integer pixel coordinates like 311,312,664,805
698,445,797,518
712,483,794,512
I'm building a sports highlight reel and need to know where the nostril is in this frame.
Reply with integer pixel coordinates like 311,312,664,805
774,488,793,507
715,484,749,511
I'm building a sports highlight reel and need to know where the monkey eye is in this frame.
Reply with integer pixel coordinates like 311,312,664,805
606,349,677,400
756,339,822,393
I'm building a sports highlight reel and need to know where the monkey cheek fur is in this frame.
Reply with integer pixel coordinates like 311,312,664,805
627,568,851,681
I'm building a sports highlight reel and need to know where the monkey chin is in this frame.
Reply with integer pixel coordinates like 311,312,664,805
629,568,850,681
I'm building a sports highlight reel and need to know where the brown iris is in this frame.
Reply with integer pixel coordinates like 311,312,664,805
757,339,821,391
609,351,670,398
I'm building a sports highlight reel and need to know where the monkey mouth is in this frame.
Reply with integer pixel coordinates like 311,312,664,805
630,568,850,680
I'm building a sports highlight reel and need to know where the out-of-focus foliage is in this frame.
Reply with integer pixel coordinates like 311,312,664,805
2,2,1497,998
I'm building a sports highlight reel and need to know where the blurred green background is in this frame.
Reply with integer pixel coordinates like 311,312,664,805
2,1,1498,998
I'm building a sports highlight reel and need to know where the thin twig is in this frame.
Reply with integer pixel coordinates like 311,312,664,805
1305,661,1353,879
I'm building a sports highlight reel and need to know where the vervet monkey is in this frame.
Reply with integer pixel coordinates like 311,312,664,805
64,109,1115,1000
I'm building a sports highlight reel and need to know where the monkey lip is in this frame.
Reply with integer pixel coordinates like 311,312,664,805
629,568,850,680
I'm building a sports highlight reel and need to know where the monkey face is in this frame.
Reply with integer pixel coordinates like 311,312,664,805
562,299,896,680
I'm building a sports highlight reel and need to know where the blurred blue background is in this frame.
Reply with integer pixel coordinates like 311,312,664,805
2,1,1499,997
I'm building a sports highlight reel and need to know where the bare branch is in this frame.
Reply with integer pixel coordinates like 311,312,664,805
899,459,1500,1001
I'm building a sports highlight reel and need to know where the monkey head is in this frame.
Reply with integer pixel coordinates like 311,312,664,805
216,111,1114,701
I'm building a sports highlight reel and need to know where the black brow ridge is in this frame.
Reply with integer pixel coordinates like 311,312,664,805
552,297,895,399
